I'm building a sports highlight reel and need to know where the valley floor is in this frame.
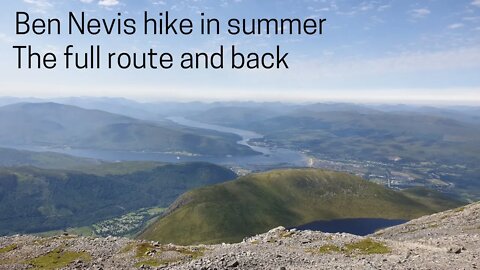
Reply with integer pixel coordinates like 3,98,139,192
0,202,479,270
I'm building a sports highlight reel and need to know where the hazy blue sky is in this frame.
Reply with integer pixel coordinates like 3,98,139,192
0,0,479,104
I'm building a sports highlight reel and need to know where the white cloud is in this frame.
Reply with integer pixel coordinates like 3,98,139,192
98,0,119,7
152,0,166,5
462,16,480,22
23,0,53,13
377,5,391,12
0,33,14,44
410,8,431,19
293,47,480,79
472,0,480,7
448,23,464,29
80,0,95,3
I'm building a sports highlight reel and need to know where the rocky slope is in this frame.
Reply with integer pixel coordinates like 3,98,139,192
0,202,478,269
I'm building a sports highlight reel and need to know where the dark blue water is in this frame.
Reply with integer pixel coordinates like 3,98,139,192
293,218,407,236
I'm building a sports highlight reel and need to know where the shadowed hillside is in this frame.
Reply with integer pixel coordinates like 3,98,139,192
0,163,236,235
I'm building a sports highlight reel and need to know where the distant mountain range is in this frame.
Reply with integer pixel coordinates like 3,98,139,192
0,147,101,169
139,169,461,245
0,102,256,157
0,97,299,120
248,107,480,166
189,103,480,199
0,147,164,174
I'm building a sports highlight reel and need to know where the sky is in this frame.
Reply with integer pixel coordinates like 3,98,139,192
0,0,479,104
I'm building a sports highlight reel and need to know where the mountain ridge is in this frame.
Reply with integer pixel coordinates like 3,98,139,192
138,168,461,245
0,102,256,157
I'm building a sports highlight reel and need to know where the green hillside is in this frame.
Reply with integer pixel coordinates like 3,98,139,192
0,147,101,169
0,103,255,157
139,169,461,245
0,162,236,235
0,147,171,174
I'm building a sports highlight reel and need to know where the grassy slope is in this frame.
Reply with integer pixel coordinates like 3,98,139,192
139,169,461,245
